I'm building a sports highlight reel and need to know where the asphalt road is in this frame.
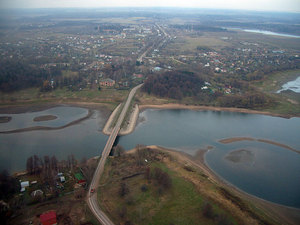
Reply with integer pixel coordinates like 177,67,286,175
87,84,143,225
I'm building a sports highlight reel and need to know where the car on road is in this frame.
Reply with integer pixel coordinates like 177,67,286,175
90,188,95,193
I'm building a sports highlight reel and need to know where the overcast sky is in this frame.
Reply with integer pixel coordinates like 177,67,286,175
0,0,299,12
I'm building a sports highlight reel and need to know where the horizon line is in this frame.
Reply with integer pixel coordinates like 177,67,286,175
0,6,299,14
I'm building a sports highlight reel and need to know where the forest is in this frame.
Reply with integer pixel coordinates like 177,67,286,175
142,70,275,109
142,71,205,100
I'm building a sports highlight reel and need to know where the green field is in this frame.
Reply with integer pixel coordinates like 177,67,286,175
97,148,279,225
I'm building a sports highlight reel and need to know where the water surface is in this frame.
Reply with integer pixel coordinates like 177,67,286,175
0,108,108,172
277,76,300,93
119,109,300,208
0,106,89,132
230,28,300,38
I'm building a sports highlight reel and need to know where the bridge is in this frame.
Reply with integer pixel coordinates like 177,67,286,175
87,84,143,225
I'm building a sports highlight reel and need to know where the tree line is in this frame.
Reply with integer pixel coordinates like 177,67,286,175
142,70,205,100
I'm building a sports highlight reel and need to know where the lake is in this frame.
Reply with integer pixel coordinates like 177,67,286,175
277,76,300,93
0,106,108,172
119,109,300,208
1,107,299,208
229,28,300,38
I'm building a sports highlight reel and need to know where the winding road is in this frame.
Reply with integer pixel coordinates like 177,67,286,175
87,84,143,225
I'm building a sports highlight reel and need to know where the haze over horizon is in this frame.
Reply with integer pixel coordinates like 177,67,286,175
0,0,299,13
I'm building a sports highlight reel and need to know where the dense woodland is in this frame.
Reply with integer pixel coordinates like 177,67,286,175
0,60,49,92
142,71,205,100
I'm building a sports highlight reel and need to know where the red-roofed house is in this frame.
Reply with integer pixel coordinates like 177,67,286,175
40,211,57,225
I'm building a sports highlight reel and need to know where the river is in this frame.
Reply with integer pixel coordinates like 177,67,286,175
0,107,299,208
229,28,300,38
0,106,108,172
118,109,300,208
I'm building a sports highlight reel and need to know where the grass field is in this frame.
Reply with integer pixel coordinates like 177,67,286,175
0,87,129,112
253,70,300,115
98,147,278,225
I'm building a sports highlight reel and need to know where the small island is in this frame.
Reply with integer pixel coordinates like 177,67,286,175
0,116,12,123
33,115,57,122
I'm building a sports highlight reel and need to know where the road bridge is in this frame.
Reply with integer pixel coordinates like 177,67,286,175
87,84,143,225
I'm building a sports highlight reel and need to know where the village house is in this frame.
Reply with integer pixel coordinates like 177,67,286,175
40,211,57,225
99,78,115,87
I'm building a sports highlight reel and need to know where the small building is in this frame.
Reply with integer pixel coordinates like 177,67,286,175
99,78,115,87
20,181,29,192
60,176,65,183
40,211,57,225
75,173,86,184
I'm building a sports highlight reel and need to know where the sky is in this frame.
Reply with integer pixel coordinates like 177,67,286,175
0,0,299,13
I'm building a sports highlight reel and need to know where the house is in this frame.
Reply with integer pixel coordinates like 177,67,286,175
20,181,29,192
99,78,115,87
40,211,57,225
133,73,143,79
60,176,65,182
75,173,86,184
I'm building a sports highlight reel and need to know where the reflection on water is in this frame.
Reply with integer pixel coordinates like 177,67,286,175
1,107,300,207
0,109,108,173
119,109,300,207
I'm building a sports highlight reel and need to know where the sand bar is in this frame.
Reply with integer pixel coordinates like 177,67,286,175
33,115,57,122
219,137,300,154
0,116,11,123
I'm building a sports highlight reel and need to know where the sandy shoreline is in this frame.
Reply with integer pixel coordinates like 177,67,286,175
119,104,139,135
219,137,300,154
0,102,112,134
0,116,12,123
102,103,122,135
0,102,112,114
0,109,94,134
145,145,300,225
139,104,299,118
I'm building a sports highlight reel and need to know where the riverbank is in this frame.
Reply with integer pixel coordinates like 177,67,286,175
0,102,112,134
120,104,139,135
102,103,122,135
139,103,298,118
143,145,300,225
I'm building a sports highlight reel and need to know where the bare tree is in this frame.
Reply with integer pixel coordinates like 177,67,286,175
51,156,58,172
119,182,129,197
26,156,33,174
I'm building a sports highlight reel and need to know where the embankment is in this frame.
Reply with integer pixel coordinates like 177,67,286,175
102,103,122,135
